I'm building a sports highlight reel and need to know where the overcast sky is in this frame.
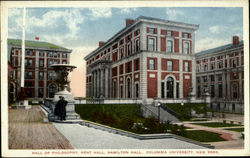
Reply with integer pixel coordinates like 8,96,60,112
8,7,243,97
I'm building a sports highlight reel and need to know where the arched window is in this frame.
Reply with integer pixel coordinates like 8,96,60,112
48,83,57,98
127,77,131,98
166,77,174,98
232,84,238,99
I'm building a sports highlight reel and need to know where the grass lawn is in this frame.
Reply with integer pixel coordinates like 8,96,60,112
192,122,243,128
183,130,227,142
164,103,211,121
225,128,244,132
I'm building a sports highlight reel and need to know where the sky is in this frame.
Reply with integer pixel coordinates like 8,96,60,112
8,7,243,97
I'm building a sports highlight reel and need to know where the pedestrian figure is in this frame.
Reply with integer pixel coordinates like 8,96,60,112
54,96,68,121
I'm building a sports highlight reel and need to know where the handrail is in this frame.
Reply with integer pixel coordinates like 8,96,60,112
140,103,159,119
160,104,180,118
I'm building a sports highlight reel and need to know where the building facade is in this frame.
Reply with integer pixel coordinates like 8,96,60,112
8,39,71,100
84,16,199,102
195,36,244,113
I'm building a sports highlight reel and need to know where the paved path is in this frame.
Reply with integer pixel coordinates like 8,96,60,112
8,106,73,149
183,122,244,149
53,123,207,149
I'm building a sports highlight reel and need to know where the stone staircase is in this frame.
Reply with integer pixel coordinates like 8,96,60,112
140,103,181,124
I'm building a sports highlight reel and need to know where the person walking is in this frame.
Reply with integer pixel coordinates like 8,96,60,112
54,96,68,121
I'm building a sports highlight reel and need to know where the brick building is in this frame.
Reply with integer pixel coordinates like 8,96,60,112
195,36,244,113
8,39,71,100
84,16,199,102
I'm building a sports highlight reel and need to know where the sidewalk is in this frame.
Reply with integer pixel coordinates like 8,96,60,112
183,122,244,149
53,122,207,149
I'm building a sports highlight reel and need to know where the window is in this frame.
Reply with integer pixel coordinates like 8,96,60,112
113,80,117,98
148,38,155,51
183,42,190,54
120,85,123,98
54,52,57,58
28,72,33,79
135,39,140,52
53,72,56,80
25,59,28,67
197,86,201,98
167,40,173,52
184,61,189,72
120,47,123,59
232,59,236,68
135,59,139,71
135,83,139,98
39,88,43,98
176,82,179,98
219,84,223,97
127,78,131,98
183,33,189,38
210,63,214,70
167,30,172,36
197,77,200,83
127,43,131,56
233,72,237,80
62,61,67,64
39,60,44,67
127,62,131,73
25,72,27,79
49,72,53,80
161,82,165,98
39,72,43,80
149,28,154,34
49,52,53,57
49,60,53,66
62,53,67,58
204,64,207,71
166,77,174,98
218,61,222,69
210,75,215,82
28,59,33,67
167,60,173,71
203,76,207,82
217,74,222,81
197,65,200,72
211,85,215,97
149,59,155,70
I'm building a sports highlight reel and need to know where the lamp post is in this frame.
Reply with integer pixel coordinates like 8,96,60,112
154,98,161,123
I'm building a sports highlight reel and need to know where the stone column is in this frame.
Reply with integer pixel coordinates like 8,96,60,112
239,70,242,100
227,70,231,99
140,54,147,99
100,68,104,97
35,51,39,98
191,56,196,98
157,56,161,98
105,68,109,98
44,51,47,98
222,71,227,98
179,59,183,98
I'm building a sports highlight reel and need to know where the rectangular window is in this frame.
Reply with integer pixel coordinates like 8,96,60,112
167,60,173,71
149,59,155,70
197,77,200,83
49,60,53,66
167,40,173,52
161,82,165,98
218,61,222,69
148,38,155,51
49,72,53,80
29,59,33,67
210,75,215,82
39,88,43,98
54,52,57,58
39,60,44,67
197,65,200,72
203,76,207,82
28,72,33,79
127,43,131,56
53,72,56,80
183,33,189,38
149,28,154,34
217,74,222,81
183,42,190,54
211,85,215,97
233,72,237,80
184,61,189,72
63,53,67,58
135,39,140,52
135,59,139,71
197,86,201,98
62,61,67,64
232,59,236,68
120,85,123,98
204,64,207,71
176,82,179,98
29,50,33,56
39,51,44,57
25,59,28,67
25,72,27,79
39,72,43,80
49,52,53,57
167,30,172,36
210,63,214,70
135,83,139,98
120,48,123,59
218,84,223,97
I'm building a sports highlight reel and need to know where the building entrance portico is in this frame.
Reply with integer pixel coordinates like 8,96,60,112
90,60,111,98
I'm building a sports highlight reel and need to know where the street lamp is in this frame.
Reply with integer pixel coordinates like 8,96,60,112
154,98,161,122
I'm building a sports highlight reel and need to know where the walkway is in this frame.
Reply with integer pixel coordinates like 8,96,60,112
183,122,244,149
8,106,73,149
53,123,207,149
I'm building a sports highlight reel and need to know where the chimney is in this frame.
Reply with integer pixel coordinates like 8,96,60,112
126,19,134,27
232,36,239,45
99,41,105,47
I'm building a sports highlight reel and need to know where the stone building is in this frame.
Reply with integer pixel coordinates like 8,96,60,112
8,39,71,100
84,16,199,102
195,36,244,113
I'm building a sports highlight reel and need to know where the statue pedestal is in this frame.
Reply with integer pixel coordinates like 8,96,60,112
49,89,80,122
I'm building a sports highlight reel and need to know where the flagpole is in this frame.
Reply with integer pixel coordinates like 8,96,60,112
21,7,26,88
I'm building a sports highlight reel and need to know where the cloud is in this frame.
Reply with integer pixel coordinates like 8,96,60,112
8,8,23,34
195,37,231,53
166,8,184,20
209,25,220,34
88,8,112,19
120,8,137,14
